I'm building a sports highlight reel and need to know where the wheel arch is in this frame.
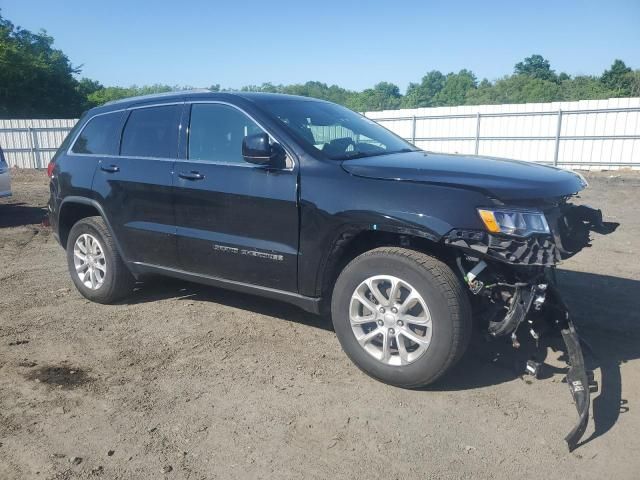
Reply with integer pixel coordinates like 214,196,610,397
317,225,454,310
58,197,127,262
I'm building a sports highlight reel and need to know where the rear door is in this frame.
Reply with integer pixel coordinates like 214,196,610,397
91,103,182,267
173,102,299,292
63,111,125,204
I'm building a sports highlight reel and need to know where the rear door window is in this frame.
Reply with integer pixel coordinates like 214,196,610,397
71,111,124,155
120,105,182,158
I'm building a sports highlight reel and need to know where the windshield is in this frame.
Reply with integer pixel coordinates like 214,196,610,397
265,100,418,160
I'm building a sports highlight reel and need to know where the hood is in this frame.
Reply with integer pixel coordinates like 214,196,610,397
341,151,586,201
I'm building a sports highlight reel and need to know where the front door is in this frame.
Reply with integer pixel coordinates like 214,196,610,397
173,102,299,292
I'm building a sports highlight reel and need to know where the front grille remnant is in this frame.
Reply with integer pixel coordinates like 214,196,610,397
444,203,619,267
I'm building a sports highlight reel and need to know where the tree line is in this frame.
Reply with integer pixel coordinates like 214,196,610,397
1,11,639,118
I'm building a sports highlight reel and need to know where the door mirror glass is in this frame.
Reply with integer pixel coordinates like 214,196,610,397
242,133,272,165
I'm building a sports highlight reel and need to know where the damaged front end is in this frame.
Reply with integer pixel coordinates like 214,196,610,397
444,200,618,451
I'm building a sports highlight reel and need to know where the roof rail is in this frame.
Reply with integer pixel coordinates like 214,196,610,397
103,89,212,106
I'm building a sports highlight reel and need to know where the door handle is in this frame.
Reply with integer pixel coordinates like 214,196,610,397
100,164,120,173
179,171,205,181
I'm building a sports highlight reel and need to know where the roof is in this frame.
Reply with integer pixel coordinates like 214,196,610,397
234,92,322,103
103,89,211,106
100,90,324,109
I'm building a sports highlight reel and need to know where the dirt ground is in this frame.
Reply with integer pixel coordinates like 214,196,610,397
1,168,639,480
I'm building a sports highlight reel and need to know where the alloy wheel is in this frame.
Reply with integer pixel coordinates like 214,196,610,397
73,233,107,290
349,275,432,366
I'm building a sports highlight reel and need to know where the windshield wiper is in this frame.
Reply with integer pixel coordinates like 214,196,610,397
390,148,419,154
338,148,417,160
338,150,370,160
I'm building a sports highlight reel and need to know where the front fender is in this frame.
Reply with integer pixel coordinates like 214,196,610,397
297,167,493,297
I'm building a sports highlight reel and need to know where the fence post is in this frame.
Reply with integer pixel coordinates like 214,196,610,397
553,109,563,167
28,126,42,168
474,112,481,155
411,115,417,144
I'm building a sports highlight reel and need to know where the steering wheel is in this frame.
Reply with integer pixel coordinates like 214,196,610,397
323,137,356,156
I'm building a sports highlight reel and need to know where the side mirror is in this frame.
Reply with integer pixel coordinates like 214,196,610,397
242,133,287,168
242,133,272,165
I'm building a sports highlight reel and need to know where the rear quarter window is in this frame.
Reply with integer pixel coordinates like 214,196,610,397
120,105,182,159
71,111,124,155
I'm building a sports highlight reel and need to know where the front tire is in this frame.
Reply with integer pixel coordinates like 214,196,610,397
331,247,471,388
66,216,134,304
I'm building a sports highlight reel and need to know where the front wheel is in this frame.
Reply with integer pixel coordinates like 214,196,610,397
331,247,471,388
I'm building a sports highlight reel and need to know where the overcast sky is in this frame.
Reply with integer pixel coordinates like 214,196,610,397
3,0,639,91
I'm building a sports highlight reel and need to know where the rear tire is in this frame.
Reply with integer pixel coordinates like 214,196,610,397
66,216,134,304
331,247,471,388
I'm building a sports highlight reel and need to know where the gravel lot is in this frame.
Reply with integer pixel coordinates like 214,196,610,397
1,169,639,480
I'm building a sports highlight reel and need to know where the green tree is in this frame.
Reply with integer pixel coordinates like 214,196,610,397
402,70,445,107
76,78,104,110
601,59,633,95
240,82,281,93
514,54,557,82
86,84,178,107
560,75,613,101
0,11,85,117
349,82,402,111
466,75,561,105
86,87,136,106
281,81,355,105
434,69,477,106
629,71,640,97
464,78,504,105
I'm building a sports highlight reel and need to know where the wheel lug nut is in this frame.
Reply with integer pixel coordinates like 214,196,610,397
377,320,384,326
389,328,395,335
391,307,398,314
379,307,385,313
397,320,404,326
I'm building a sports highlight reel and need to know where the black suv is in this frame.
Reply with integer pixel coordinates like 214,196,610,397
48,91,616,449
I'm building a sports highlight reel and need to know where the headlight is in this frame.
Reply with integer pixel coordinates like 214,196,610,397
477,208,550,237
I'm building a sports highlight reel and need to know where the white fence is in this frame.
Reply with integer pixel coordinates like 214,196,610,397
364,97,640,170
1,97,639,170
0,119,77,168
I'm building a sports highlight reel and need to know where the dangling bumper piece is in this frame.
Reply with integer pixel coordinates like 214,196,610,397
561,322,590,452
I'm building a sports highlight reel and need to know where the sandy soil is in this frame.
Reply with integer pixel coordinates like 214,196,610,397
1,168,639,480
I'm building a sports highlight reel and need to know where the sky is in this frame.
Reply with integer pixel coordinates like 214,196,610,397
2,0,639,92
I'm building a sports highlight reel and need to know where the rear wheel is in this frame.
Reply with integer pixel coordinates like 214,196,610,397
331,247,471,388
66,216,134,303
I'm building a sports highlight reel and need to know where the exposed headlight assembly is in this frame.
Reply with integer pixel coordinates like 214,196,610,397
477,208,550,237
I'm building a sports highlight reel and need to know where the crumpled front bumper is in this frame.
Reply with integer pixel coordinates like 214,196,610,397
445,201,613,450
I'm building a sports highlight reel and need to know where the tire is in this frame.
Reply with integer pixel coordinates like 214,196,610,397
66,216,134,304
331,247,471,388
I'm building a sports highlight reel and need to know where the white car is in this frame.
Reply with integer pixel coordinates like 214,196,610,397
0,146,11,198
